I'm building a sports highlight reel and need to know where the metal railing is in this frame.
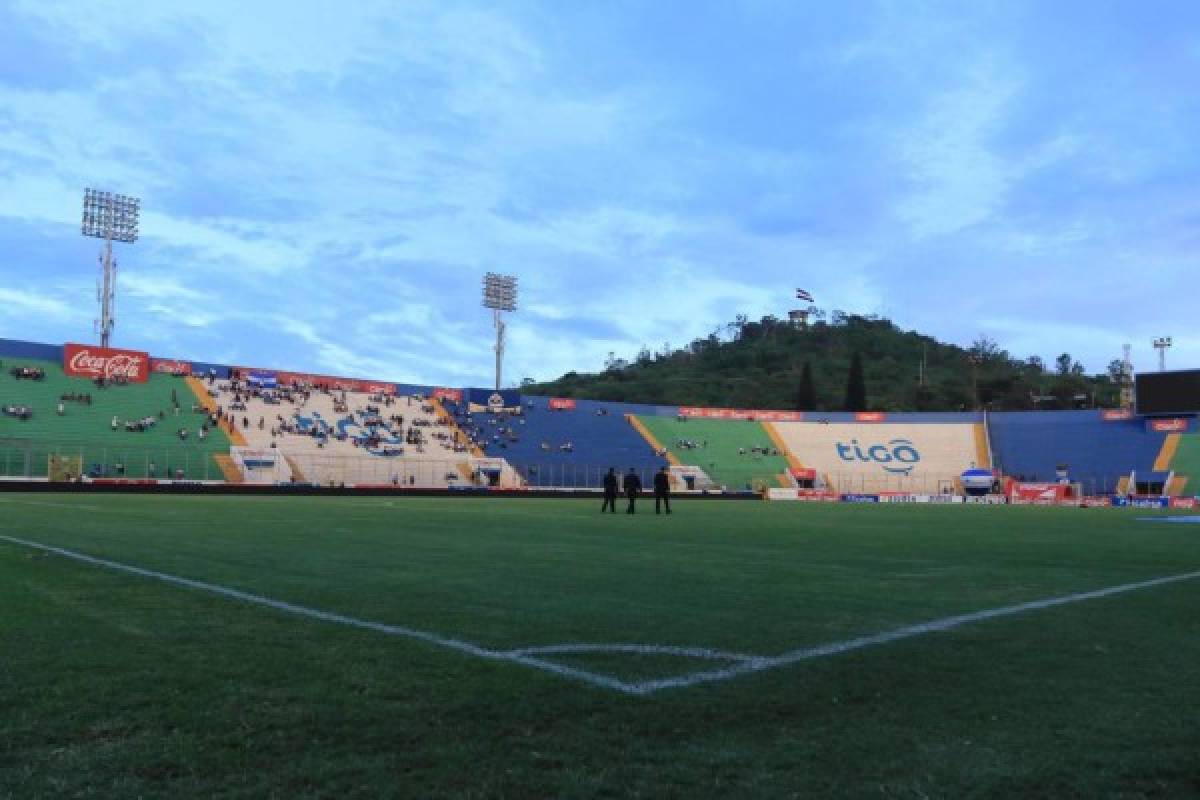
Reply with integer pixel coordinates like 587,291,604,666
0,438,224,481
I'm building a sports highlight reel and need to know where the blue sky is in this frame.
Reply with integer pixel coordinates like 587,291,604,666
1,0,1197,386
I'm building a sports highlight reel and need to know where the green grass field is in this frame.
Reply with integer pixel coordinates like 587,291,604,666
2,494,1199,798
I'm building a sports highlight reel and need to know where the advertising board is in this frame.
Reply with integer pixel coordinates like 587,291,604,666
63,343,149,382
150,358,191,375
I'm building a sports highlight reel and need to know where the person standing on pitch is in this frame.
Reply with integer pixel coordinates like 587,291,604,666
601,467,619,513
623,467,642,514
654,466,671,514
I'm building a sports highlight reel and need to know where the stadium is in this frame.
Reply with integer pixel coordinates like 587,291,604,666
3,323,1200,797
4,4,1200,799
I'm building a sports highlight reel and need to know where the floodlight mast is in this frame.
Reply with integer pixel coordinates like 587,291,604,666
1152,336,1172,372
482,272,517,390
81,188,140,348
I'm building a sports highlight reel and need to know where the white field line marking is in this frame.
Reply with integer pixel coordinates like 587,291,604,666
0,534,638,695
5,533,1197,696
509,643,760,662
629,569,1200,694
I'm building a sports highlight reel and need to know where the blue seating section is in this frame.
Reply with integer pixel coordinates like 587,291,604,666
988,411,1167,492
446,395,670,487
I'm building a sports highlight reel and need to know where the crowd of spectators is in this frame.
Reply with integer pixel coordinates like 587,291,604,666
9,365,45,381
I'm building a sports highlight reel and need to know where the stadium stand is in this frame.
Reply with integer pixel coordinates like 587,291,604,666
204,376,471,487
444,395,669,488
634,416,791,491
1160,428,1200,495
770,416,985,494
987,411,1169,493
0,357,230,479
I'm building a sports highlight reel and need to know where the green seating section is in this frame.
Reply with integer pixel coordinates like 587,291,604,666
0,358,230,479
1171,433,1200,492
635,416,789,490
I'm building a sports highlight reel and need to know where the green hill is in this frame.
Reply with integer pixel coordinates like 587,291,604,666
528,312,1122,412
0,358,230,479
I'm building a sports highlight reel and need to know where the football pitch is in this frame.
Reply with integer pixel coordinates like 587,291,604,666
2,494,1198,798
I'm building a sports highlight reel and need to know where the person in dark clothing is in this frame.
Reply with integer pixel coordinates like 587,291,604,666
623,468,642,514
653,466,671,514
601,467,619,513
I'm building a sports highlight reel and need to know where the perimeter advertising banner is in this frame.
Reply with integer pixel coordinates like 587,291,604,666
1008,482,1069,505
63,342,149,382
150,358,191,376
1148,418,1190,433
433,387,463,403
237,368,397,395
548,398,577,410
678,407,804,422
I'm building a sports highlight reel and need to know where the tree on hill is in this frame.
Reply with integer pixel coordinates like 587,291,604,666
796,361,816,411
843,351,867,411
524,310,1121,412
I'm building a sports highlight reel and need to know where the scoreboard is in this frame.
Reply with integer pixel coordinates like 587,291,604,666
1136,369,1200,415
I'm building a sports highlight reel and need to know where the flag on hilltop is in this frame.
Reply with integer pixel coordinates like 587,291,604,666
796,288,813,303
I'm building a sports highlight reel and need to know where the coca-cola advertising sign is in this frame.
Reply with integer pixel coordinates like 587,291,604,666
64,343,149,383
548,398,577,410
1149,418,1189,433
151,358,191,376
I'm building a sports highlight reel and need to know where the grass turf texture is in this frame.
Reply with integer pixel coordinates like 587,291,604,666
1,495,1198,798
0,359,230,480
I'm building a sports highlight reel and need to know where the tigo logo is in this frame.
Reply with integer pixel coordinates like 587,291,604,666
834,438,921,475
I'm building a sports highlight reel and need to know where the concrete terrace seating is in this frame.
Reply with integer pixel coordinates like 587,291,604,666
771,420,983,494
988,411,1168,493
0,358,230,479
635,416,790,491
207,380,467,486
445,396,669,488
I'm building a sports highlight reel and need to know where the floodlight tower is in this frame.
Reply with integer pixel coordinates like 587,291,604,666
482,272,517,390
1119,343,1134,410
82,188,140,348
1152,336,1173,372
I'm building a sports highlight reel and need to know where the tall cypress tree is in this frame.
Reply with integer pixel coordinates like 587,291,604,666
796,361,817,411
843,351,867,411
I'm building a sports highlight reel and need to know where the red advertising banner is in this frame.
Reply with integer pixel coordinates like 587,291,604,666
1101,409,1133,421
63,343,149,383
1008,482,1069,505
433,387,463,402
789,467,816,480
855,411,886,422
1078,496,1112,508
362,382,396,396
548,398,577,410
1149,418,1189,433
678,407,804,422
795,489,840,502
238,368,397,395
1170,496,1198,509
150,358,191,376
